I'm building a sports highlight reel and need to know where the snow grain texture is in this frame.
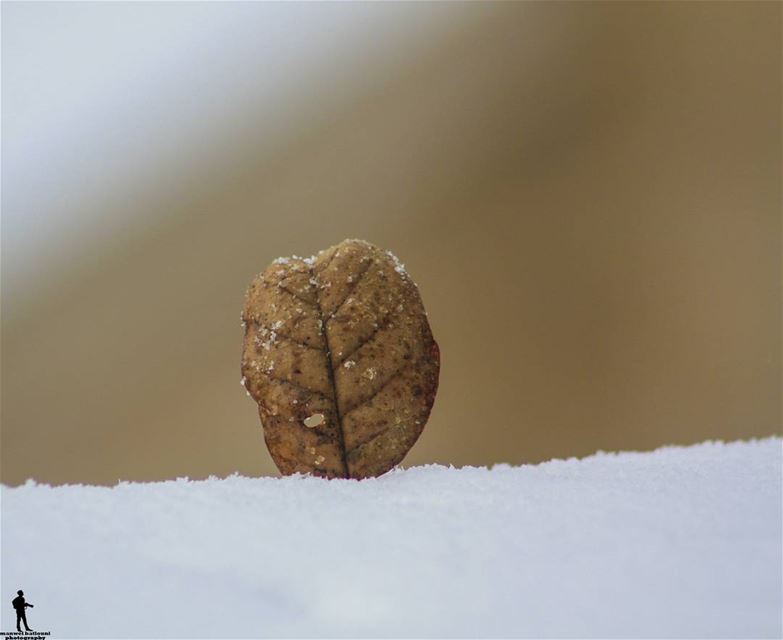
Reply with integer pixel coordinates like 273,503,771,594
1,438,781,639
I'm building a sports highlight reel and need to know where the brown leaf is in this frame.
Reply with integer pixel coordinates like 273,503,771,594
241,239,440,479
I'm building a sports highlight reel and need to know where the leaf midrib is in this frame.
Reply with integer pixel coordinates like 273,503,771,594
311,261,350,479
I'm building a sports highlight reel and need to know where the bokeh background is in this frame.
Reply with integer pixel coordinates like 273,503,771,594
2,2,780,486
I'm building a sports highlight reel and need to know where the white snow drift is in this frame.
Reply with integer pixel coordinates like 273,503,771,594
1,438,781,638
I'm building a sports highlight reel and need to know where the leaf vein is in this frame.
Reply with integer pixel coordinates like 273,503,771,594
335,310,396,368
327,259,374,320
277,285,318,310
248,319,322,352
310,261,350,478
342,361,413,417
259,372,333,402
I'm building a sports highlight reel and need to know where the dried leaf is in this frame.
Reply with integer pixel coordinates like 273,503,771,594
241,239,440,479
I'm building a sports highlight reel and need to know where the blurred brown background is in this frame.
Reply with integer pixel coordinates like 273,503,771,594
2,2,780,486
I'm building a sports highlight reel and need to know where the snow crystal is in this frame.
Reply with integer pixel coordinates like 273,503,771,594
255,328,274,351
274,254,318,268
254,321,286,352
1,439,780,638
343,360,356,369
303,413,325,428
363,367,377,380
385,249,407,277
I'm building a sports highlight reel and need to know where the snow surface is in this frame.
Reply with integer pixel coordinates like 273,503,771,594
2,439,781,639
